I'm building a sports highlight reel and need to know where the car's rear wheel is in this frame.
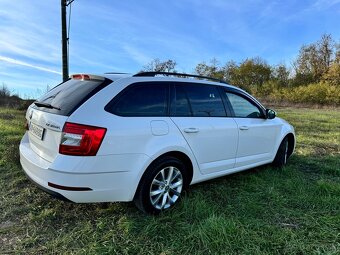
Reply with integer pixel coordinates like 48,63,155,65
134,156,187,214
272,137,289,167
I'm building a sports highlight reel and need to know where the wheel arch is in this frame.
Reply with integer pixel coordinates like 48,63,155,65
133,151,194,199
286,133,295,157
157,151,194,185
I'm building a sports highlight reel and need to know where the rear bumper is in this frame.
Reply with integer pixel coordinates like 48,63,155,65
24,171,72,202
19,132,148,203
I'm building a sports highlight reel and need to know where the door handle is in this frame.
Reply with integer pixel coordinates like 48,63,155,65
184,128,199,133
239,126,249,130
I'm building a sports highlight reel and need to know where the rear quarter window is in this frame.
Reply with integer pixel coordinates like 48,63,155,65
105,82,169,117
33,79,111,116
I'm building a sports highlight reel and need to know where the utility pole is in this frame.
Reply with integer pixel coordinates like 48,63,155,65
61,0,68,82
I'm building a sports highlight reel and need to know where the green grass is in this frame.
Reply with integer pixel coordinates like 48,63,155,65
0,106,339,254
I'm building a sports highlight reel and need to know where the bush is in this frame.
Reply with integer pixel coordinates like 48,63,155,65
251,80,280,96
17,100,35,110
255,81,340,106
322,61,340,86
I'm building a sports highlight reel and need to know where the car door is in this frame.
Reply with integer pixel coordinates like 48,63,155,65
170,83,238,174
103,81,173,155
223,90,281,168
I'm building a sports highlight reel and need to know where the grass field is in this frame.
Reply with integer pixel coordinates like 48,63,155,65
0,106,339,254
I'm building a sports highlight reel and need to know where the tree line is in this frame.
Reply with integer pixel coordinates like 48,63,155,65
142,34,339,105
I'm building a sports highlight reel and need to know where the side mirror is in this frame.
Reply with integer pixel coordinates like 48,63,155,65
266,109,276,119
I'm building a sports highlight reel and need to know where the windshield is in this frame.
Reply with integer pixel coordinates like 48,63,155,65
34,78,111,116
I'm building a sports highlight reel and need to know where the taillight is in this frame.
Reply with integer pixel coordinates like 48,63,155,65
59,122,106,156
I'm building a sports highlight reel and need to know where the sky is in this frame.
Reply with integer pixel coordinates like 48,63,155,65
0,0,339,98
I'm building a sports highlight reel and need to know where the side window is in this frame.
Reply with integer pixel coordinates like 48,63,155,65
175,84,226,117
226,92,263,118
172,86,192,116
108,83,168,116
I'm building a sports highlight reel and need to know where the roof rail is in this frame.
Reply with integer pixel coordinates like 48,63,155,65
133,71,228,84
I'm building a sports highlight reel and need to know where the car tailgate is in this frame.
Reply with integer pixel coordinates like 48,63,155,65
26,107,68,162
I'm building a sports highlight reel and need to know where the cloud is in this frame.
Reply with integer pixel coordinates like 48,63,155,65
122,45,152,66
311,0,340,10
0,56,61,75
0,0,60,64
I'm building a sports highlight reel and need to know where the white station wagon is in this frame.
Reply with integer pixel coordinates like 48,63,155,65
20,72,295,213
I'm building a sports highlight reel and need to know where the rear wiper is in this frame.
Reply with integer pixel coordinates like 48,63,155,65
34,101,61,110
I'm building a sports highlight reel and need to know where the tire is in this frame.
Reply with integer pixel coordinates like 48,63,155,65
134,156,188,214
272,137,289,167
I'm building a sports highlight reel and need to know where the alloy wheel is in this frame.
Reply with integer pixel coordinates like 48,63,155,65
149,166,183,210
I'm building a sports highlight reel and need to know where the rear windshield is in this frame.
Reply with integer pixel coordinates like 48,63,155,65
33,78,111,116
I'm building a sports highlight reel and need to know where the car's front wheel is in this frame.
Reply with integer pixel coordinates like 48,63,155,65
134,156,187,214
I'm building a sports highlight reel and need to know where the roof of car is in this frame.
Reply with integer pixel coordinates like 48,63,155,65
70,72,243,92
69,72,265,110
101,71,241,89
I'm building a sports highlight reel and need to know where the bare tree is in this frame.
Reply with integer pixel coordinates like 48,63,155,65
195,58,225,80
0,83,11,97
318,34,334,70
142,59,177,72
293,34,336,84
